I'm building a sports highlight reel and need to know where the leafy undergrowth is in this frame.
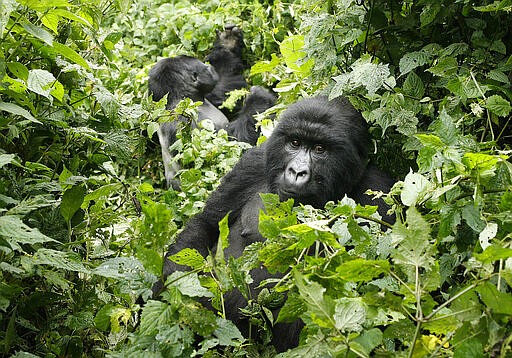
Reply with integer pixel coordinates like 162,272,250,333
1,0,511,357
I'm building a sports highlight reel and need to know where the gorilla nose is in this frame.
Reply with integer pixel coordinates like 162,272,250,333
285,166,310,186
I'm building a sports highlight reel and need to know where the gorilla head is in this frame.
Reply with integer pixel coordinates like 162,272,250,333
266,96,369,208
149,55,219,107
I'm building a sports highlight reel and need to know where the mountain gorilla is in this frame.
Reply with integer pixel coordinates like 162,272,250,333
148,55,228,188
205,24,247,118
158,96,395,351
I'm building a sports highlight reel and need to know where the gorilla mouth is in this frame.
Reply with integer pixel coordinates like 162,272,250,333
278,188,323,207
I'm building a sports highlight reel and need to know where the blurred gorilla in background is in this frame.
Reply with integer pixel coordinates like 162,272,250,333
148,55,228,188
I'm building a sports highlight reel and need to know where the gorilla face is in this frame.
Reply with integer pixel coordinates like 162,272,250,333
265,96,369,208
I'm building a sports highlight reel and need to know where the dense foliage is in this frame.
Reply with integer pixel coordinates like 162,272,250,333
0,0,511,357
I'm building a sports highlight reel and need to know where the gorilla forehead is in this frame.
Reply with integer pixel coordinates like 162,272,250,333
275,96,367,145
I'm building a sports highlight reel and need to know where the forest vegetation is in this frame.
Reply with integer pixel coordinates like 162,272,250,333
0,0,511,356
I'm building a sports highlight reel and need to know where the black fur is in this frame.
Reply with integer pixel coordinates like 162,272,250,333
159,96,395,351
205,25,247,117
226,86,277,145
148,55,228,188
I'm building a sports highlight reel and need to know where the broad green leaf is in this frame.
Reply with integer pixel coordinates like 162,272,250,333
402,71,425,98
476,282,512,315
82,183,123,207
462,203,486,233
51,42,90,70
139,300,174,335
0,102,40,123
462,152,501,181
332,55,391,96
475,244,512,264
294,270,335,329
22,23,53,46
276,292,307,323
333,298,366,332
485,94,511,117
181,304,217,335
399,51,431,75
279,35,313,73
169,248,206,270
336,258,390,282
0,216,57,244
213,317,244,346
400,171,434,206
218,213,230,250
27,69,60,100
0,0,16,34
146,122,160,140
33,248,89,273
250,54,281,76
351,328,383,356
427,57,458,76
16,0,71,11
7,62,29,81
40,11,60,33
165,271,213,298
453,338,484,358
60,185,86,223
0,154,16,168
50,9,92,27
420,3,441,27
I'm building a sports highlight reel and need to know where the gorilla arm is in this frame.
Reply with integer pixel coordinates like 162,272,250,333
162,145,267,276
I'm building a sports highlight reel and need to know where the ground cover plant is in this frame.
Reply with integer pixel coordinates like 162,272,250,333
0,0,511,357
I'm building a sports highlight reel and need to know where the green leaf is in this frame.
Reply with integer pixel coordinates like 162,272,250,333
427,57,458,76
169,248,206,271
0,102,40,124
336,259,390,282
22,23,53,46
276,292,307,323
60,185,86,223
50,9,92,27
16,0,71,12
402,71,425,98
0,154,17,169
27,69,62,100
453,338,484,358
33,248,90,273
213,317,244,346
7,62,29,81
333,298,366,332
0,215,57,244
400,171,434,206
485,94,511,117
475,244,512,264
165,271,213,298
139,300,174,336
294,270,335,329
399,51,432,75
351,328,383,356
476,282,512,315
462,153,501,181
51,42,90,70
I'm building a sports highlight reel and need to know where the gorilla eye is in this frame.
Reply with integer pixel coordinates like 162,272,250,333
290,139,301,147
314,144,326,154
192,71,199,81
